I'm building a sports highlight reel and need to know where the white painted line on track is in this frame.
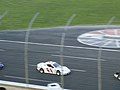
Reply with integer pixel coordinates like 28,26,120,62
0,39,119,52
0,39,60,47
29,78,53,83
52,54,106,61
4,75,53,83
64,44,120,52
71,69,86,72
4,75,24,80
29,64,37,67
0,40,26,44
0,49,5,51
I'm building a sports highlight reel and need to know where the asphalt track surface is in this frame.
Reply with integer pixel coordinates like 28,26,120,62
0,27,120,90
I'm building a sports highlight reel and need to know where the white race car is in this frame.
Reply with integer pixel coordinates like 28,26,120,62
114,71,120,80
36,61,71,76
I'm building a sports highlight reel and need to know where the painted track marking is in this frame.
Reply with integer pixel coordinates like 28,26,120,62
0,39,119,52
0,49,5,51
52,54,106,61
71,69,86,72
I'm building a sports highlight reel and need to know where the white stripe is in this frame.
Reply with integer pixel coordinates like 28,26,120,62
0,39,60,47
64,45,120,52
52,54,106,61
0,39,119,52
0,49,5,51
4,75,24,80
4,75,52,83
71,69,86,72
29,64,36,67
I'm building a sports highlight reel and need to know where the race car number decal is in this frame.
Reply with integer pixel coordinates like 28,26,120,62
46,68,53,73
46,68,49,72
50,69,53,73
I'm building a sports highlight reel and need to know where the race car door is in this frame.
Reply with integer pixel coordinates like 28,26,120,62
45,64,54,74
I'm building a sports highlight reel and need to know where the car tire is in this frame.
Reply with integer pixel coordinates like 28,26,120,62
118,76,120,80
0,87,6,90
39,68,44,74
56,70,61,76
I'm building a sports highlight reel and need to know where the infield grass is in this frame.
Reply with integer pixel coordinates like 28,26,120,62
0,0,120,30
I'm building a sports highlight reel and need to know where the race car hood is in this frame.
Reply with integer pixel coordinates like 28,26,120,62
57,66,71,75
62,66,69,70
57,66,68,70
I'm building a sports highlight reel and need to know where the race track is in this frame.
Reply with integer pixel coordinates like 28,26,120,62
0,27,120,90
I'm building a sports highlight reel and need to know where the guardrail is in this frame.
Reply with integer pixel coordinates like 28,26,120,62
0,80,69,90
0,80,47,90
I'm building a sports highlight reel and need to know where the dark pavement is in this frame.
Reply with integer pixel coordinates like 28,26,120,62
0,27,120,90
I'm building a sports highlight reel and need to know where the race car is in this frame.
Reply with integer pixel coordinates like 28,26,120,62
36,61,71,76
0,62,4,70
114,71,120,80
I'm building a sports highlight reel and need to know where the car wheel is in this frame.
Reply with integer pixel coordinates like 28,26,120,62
0,87,6,90
39,68,44,73
56,70,61,76
118,76,120,80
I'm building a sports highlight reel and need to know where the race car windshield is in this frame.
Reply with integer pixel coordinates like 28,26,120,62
53,63,61,68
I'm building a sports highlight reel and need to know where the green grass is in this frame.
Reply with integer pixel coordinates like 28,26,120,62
0,0,120,30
